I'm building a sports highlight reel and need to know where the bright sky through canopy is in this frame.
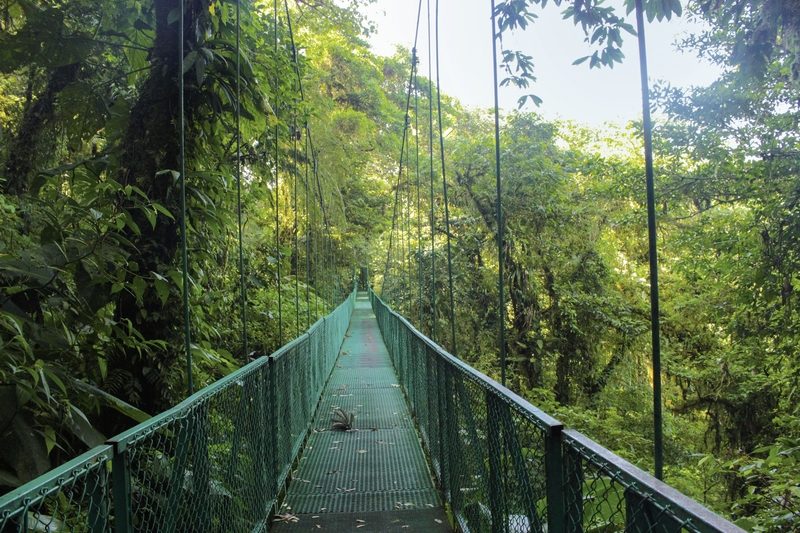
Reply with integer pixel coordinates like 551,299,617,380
364,0,721,126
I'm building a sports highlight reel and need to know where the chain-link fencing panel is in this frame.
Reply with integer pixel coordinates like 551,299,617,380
0,290,355,532
0,446,113,532
370,290,743,533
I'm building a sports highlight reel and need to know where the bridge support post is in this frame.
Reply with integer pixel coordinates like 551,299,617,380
486,392,504,533
545,425,567,533
110,442,132,533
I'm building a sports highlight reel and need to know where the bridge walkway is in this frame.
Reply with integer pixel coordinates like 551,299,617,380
272,292,451,532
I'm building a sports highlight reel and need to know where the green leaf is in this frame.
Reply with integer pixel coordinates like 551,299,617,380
66,405,105,448
68,378,151,423
44,426,56,454
131,276,146,303
154,277,170,306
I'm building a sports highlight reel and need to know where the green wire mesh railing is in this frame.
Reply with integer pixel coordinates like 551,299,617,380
370,290,743,533
0,289,355,533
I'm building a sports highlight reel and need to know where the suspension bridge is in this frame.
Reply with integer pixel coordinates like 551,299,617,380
0,288,742,532
0,0,749,531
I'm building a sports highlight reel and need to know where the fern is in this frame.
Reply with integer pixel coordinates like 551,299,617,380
330,408,354,431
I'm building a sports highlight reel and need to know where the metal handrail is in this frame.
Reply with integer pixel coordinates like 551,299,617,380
0,288,357,533
370,289,743,533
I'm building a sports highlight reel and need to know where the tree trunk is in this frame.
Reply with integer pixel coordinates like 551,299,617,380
112,0,208,413
458,170,542,389
3,63,80,195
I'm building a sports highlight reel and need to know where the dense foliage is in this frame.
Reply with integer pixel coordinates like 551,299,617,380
1,0,798,529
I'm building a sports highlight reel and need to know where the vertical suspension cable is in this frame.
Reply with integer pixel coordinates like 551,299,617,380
284,0,300,336
382,121,406,299
426,0,436,342
293,114,300,337
434,0,457,353
405,129,412,312
312,153,320,318
414,55,423,325
178,0,193,395
311,152,332,307
490,0,507,385
235,0,248,359
383,1,422,301
634,0,664,480
304,125,311,328
281,0,314,324
273,0,283,345
400,139,407,308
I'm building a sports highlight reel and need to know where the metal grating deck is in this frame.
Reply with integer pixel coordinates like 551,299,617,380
271,294,451,532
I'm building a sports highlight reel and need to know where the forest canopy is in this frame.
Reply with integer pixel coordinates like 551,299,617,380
0,0,798,529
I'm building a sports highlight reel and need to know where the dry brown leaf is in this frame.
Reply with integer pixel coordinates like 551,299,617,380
272,513,299,523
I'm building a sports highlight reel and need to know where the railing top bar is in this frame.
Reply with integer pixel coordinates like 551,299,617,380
111,290,354,448
0,444,112,513
563,429,745,533
370,290,563,432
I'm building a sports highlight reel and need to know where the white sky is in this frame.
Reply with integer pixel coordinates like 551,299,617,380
364,0,722,126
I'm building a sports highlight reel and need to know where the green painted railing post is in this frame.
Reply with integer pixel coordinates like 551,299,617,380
486,392,504,533
88,465,109,533
545,424,566,533
110,442,132,533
